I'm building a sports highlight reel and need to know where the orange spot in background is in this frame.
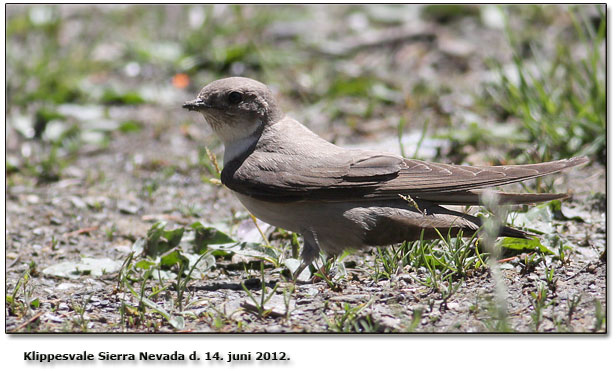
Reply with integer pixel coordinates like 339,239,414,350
173,73,190,89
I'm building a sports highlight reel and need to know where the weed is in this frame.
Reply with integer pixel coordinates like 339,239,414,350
114,222,220,330
544,265,556,292
480,296,512,332
405,307,425,332
205,305,245,331
412,118,430,159
566,294,582,326
371,242,414,282
140,179,160,200
70,293,94,332
518,252,541,274
175,252,213,311
210,312,226,331
178,202,203,218
312,254,347,291
6,267,39,318
485,6,606,162
249,214,272,248
199,147,222,184
104,225,117,242
556,240,574,266
120,263,186,330
49,235,59,250
530,283,551,331
326,298,381,333
439,278,463,311
405,230,483,292
290,232,300,259
397,116,408,157
592,299,606,332
241,262,279,318
281,284,295,321
541,255,558,293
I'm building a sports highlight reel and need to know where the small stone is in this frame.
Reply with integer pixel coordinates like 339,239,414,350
329,294,370,303
57,283,81,291
117,201,139,215
25,194,40,204
44,313,66,323
266,325,283,332
378,315,400,329
69,196,87,209
500,263,515,270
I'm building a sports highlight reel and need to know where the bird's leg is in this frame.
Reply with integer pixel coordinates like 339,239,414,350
292,228,320,281
292,261,309,281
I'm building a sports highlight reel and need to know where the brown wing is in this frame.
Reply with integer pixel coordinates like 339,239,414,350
221,149,406,200
379,157,587,193
222,145,588,203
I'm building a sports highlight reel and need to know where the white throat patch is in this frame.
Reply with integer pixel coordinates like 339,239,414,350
202,112,263,147
223,133,260,164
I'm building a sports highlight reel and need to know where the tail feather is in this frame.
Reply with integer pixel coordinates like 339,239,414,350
416,190,570,205
500,225,533,239
420,203,534,240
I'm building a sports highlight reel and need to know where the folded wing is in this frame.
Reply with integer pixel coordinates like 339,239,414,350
222,147,588,204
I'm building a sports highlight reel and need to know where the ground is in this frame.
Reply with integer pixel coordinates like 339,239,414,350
5,4,606,333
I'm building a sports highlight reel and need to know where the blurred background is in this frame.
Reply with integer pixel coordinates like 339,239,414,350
6,4,606,184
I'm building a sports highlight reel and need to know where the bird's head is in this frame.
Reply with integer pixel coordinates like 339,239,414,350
183,77,283,143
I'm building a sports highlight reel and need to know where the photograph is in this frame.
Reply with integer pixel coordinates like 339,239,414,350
5,4,606,335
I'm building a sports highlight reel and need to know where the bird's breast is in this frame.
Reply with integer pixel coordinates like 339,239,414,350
233,192,305,233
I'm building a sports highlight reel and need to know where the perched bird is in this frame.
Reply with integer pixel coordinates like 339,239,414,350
183,77,588,277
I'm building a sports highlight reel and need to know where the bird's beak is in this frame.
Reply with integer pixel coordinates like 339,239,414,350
183,98,209,111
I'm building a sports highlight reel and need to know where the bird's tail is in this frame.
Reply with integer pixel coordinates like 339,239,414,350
420,203,535,240
416,190,570,205
499,225,533,239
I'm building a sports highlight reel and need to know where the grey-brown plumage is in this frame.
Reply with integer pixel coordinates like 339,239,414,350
184,77,588,271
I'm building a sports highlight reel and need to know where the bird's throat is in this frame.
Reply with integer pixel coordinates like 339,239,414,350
222,131,261,165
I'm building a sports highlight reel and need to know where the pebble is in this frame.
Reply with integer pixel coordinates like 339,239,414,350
69,196,87,209
57,283,81,291
117,201,139,215
44,313,66,323
329,294,370,303
378,315,400,329
25,195,40,204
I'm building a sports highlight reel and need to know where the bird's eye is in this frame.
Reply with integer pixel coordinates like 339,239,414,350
228,91,243,104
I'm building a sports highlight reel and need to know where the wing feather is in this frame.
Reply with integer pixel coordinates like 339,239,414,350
220,117,588,203
222,152,587,203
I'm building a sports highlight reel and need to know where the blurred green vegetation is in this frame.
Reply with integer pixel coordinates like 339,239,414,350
6,4,606,186
485,5,606,163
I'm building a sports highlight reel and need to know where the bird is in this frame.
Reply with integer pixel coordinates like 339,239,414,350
183,76,588,278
